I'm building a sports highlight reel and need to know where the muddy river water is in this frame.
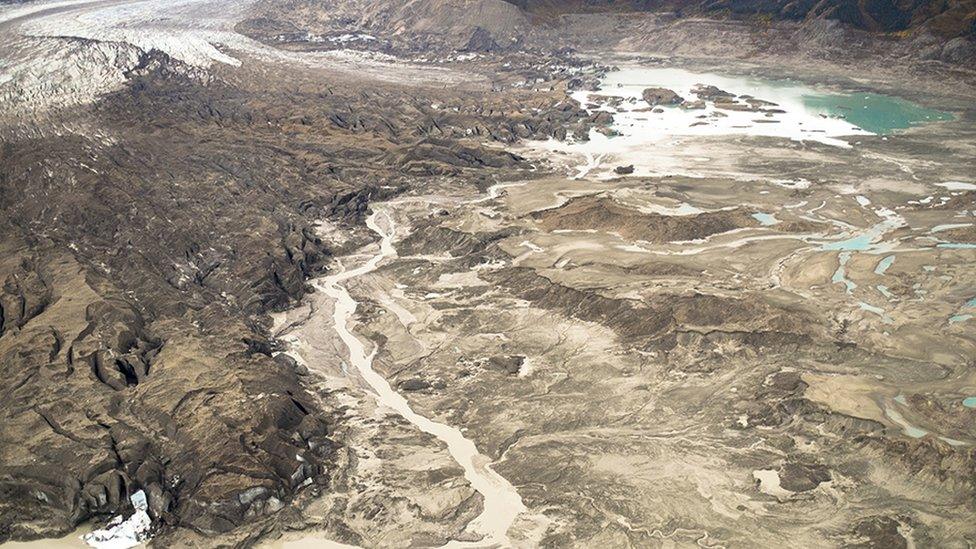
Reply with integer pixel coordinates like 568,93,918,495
287,207,528,548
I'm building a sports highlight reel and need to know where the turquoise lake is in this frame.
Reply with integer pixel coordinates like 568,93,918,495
802,92,953,135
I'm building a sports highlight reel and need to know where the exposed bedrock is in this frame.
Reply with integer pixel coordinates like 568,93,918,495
240,0,976,72
505,0,976,39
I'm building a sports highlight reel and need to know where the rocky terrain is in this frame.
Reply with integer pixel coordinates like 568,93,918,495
238,0,976,71
0,2,547,544
1,0,975,548
508,0,976,39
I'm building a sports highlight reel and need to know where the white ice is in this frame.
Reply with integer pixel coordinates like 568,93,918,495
83,490,152,549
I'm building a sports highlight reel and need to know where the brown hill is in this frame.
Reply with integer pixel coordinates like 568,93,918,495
504,0,976,39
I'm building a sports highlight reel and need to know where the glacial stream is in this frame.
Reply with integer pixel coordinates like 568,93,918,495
312,206,526,548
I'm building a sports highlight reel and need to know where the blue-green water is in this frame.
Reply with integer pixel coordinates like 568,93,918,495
858,301,890,322
886,403,967,445
823,233,874,251
831,252,856,293
802,93,953,135
964,397,976,408
874,255,895,275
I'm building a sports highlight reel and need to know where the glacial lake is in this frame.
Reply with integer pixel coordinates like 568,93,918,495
802,92,953,135
540,66,956,180
591,67,953,143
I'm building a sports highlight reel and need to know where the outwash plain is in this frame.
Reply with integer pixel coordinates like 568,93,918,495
1,0,975,548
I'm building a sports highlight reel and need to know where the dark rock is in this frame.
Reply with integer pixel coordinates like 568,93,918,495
614,165,635,175
778,462,831,492
399,378,431,391
691,84,735,101
941,37,976,64
274,352,306,374
588,111,614,125
567,77,600,91
642,87,684,106
714,101,756,112
767,371,804,392
488,355,524,375
848,515,910,548
463,27,500,52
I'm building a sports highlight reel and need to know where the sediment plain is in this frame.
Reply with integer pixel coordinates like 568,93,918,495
1,0,975,548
